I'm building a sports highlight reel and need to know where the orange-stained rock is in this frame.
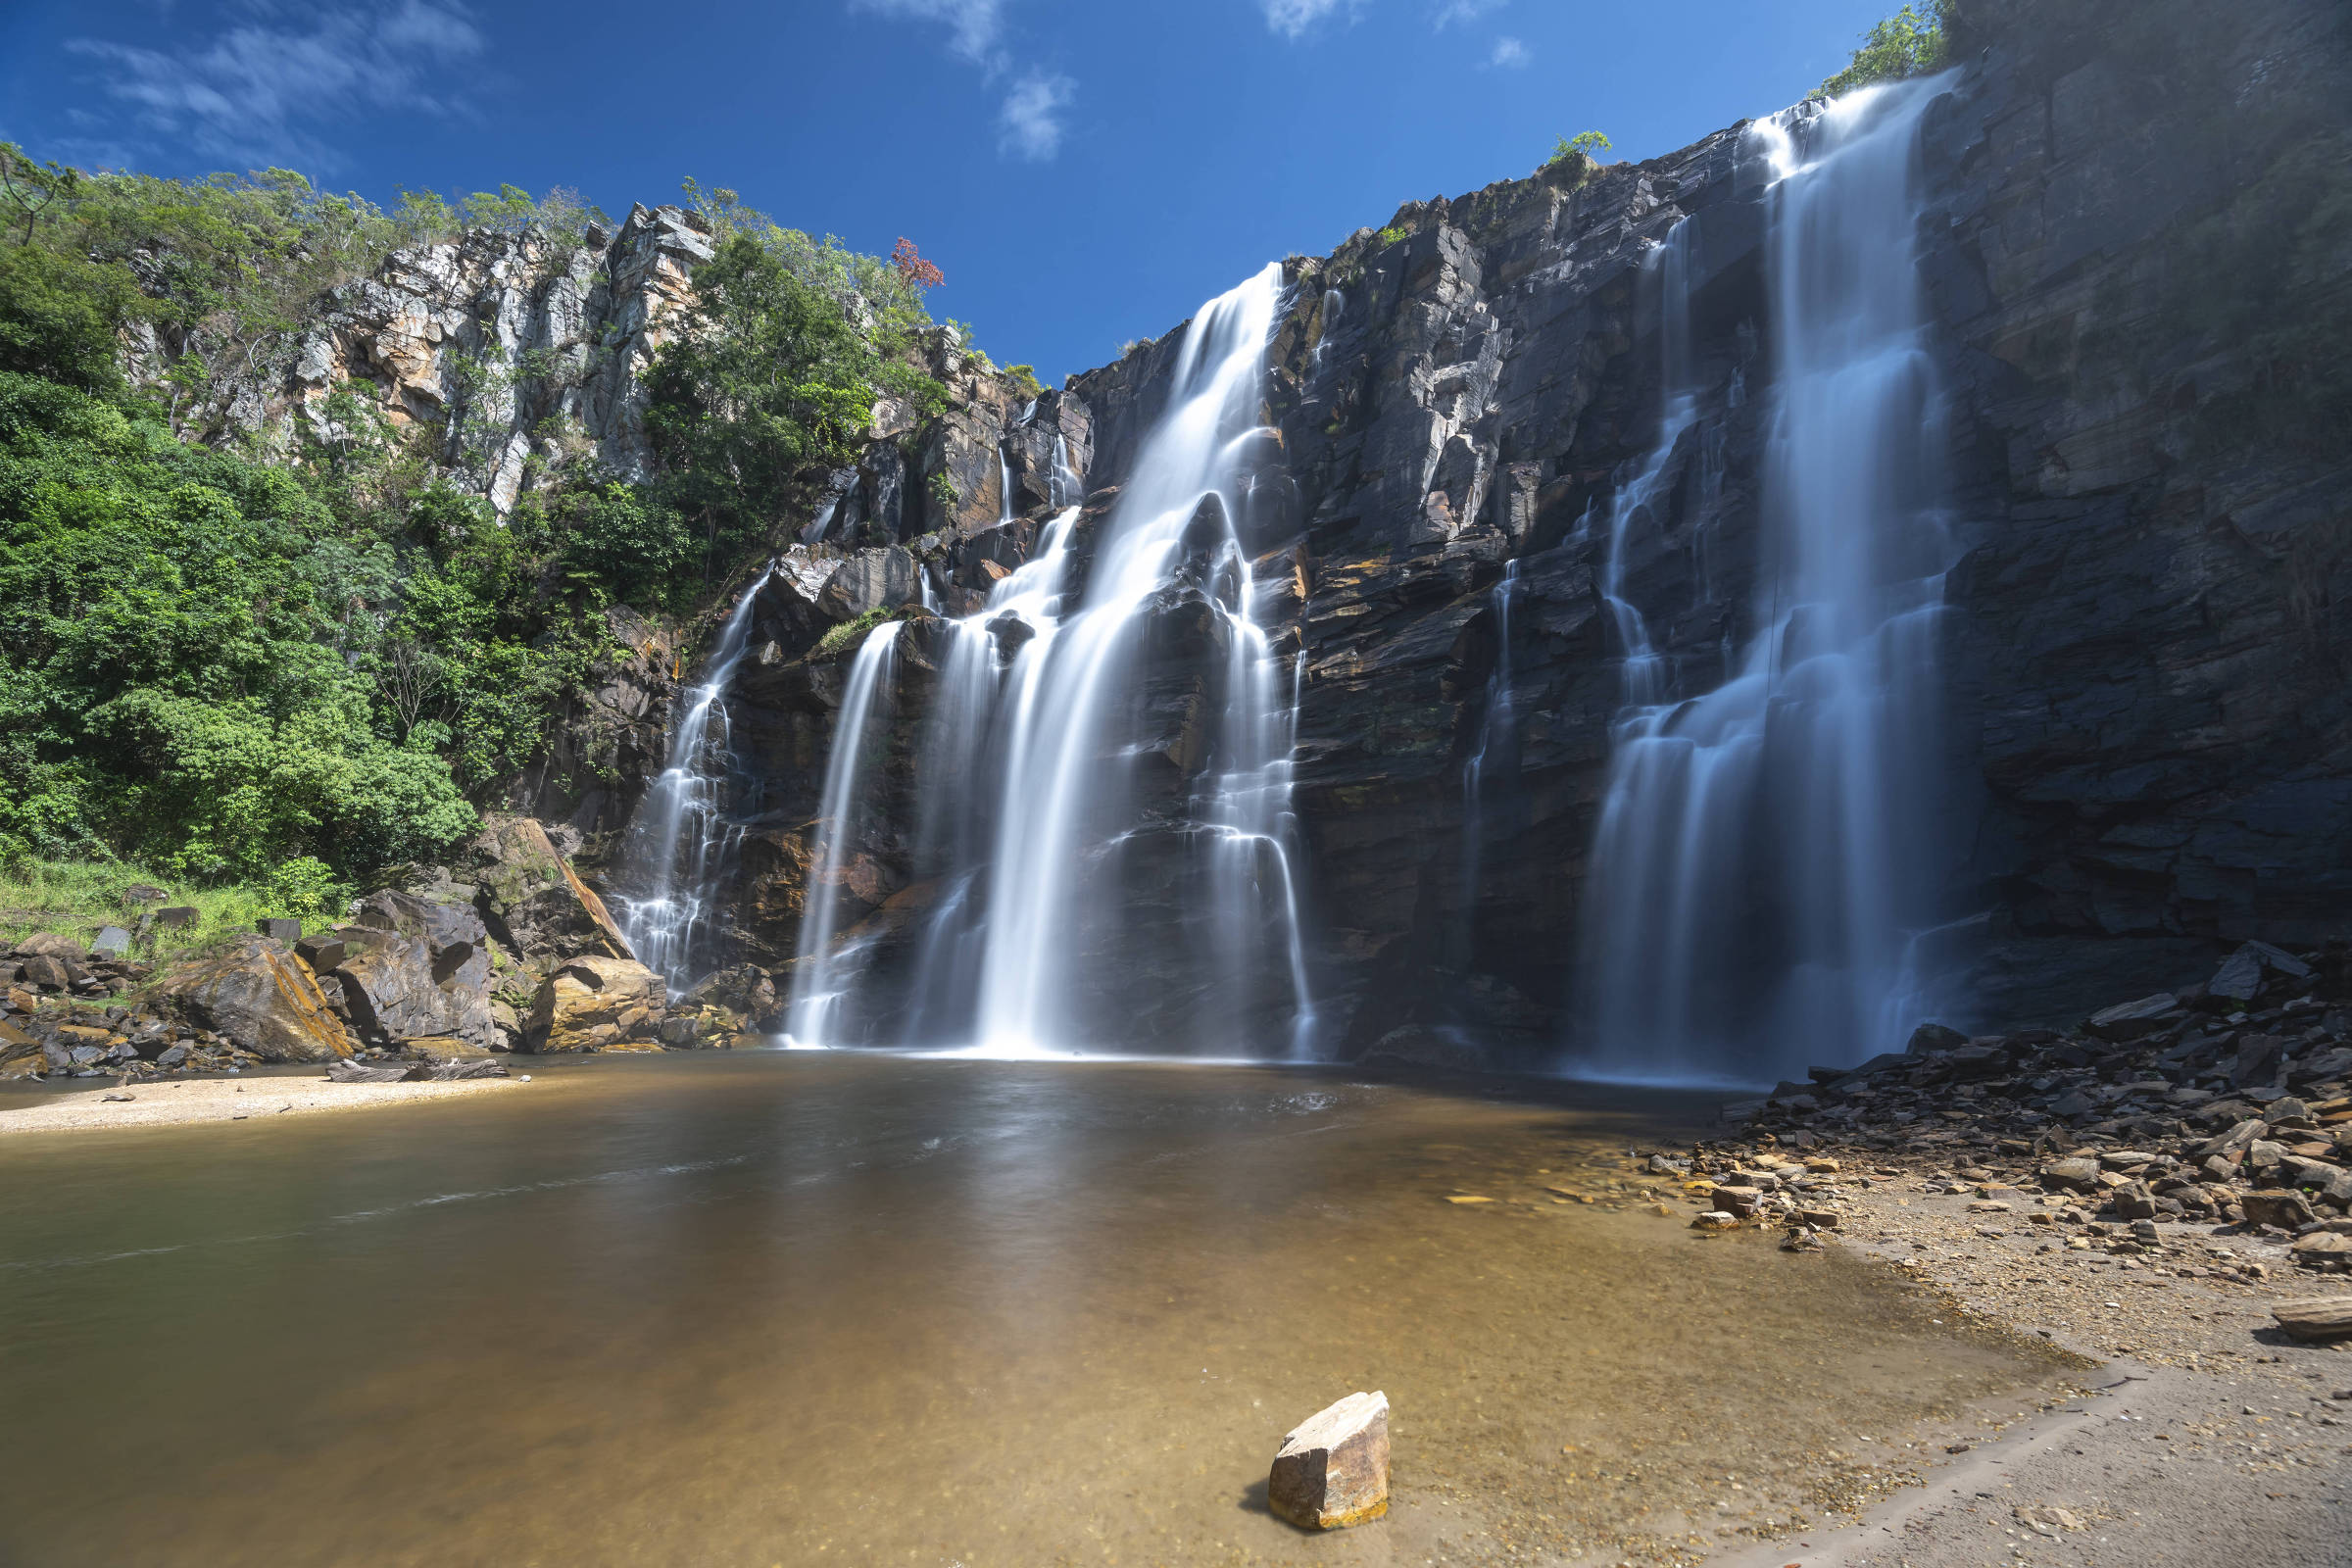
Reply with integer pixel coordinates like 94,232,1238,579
520,956,666,1054
153,937,355,1062
1268,1392,1390,1531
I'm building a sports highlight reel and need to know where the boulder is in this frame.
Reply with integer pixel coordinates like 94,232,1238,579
152,937,355,1062
1268,1391,1390,1531
1906,1022,1968,1054
679,963,779,1029
325,891,498,1050
2273,1298,2352,1343
429,1057,510,1080
12,933,86,960
90,926,132,958
256,918,301,944
0,1018,43,1078
2241,1189,2318,1230
18,955,73,991
464,815,635,964
326,1059,428,1083
2039,1156,2104,1194
521,956,667,1053
2209,941,2314,1004
2083,993,2180,1042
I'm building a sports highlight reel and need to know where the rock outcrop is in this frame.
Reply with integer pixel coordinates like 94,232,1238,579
151,937,357,1063
317,891,500,1053
136,204,715,511
521,956,668,1053
465,814,635,965
777,0,2352,1062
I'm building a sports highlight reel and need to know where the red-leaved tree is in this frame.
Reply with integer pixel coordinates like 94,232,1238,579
893,237,944,290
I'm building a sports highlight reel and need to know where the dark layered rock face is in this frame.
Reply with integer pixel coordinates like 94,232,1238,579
618,0,2352,1064
1930,0,2352,1025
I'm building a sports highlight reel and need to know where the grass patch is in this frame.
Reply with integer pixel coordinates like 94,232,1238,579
812,606,894,660
0,857,344,965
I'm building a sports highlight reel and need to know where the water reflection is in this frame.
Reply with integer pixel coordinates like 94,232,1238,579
0,1054,2067,1566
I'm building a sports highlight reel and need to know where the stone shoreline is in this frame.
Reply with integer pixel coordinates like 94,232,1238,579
1659,1150,2352,1565
1590,953,2352,1568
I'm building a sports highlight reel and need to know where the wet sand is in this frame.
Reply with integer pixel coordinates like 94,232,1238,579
0,1052,2082,1567
0,1069,519,1135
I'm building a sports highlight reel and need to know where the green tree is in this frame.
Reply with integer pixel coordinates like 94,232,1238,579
1819,3,1950,98
644,230,944,590
1549,130,1612,165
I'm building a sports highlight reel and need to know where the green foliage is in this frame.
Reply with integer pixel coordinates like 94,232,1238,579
0,368,634,886
0,146,962,890
0,371,483,878
1549,130,1612,165
812,606,892,660
0,239,135,393
1003,363,1044,399
927,470,958,514
461,183,540,235
643,225,949,592
1376,222,1411,247
0,855,344,963
1819,3,1950,98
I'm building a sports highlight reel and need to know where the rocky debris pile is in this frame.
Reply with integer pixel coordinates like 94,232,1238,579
1267,1392,1391,1532
658,963,779,1048
0,932,256,1081
5,932,150,1001
1717,942,2352,1264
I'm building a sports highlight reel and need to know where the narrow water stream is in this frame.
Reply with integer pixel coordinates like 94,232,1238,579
1,1056,2070,1567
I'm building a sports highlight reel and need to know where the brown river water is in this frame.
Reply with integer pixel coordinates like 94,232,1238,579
0,1052,2073,1566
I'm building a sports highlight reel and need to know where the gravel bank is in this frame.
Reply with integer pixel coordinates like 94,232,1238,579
1603,1144,2352,1565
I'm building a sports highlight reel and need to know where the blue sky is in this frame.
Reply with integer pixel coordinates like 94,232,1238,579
1,0,1899,382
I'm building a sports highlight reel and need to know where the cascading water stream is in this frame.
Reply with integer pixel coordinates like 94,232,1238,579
1457,558,1522,956
1577,78,1957,1085
791,264,1315,1056
782,621,904,1046
615,566,775,990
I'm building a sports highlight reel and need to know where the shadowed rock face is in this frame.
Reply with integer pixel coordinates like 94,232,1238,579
565,0,2352,1066
326,892,500,1052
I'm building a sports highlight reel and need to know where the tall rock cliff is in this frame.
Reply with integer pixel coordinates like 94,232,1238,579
748,0,2351,1061
155,0,2347,1064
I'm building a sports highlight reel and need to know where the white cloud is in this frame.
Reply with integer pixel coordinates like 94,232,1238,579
850,0,1005,69
1489,35,1529,68
1262,0,1364,39
854,1,1074,163
998,70,1072,162
67,0,486,167
1432,0,1505,28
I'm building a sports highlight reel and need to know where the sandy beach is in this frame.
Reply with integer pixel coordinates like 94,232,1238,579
0,1072,523,1136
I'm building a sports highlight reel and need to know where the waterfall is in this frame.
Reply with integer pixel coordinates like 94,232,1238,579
795,263,1315,1056
1577,78,1956,1084
616,567,775,991
1457,559,1522,958
782,621,904,1046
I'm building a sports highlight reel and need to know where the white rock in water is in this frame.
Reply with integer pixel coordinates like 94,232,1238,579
1268,1390,1390,1530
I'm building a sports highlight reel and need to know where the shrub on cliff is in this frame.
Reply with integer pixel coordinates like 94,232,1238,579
1818,3,1950,98
643,228,948,595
